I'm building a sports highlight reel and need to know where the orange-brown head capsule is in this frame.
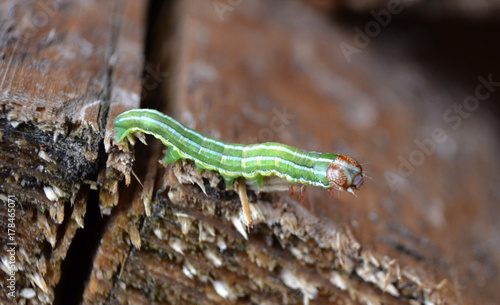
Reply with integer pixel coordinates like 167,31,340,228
326,154,364,194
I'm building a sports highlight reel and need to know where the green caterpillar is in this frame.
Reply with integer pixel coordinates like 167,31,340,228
114,109,364,226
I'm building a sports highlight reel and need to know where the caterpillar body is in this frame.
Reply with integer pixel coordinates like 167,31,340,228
114,109,364,227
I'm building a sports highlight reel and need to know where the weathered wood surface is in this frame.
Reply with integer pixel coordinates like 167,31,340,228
0,0,145,304
1,0,499,304
83,1,500,305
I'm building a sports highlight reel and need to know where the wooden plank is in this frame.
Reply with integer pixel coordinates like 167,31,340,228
81,1,500,305
0,0,146,303
101,0,146,212
0,0,109,220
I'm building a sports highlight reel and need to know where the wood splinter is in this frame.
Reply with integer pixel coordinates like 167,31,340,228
235,178,252,229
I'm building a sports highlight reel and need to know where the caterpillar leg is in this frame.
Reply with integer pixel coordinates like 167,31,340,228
327,188,336,199
288,184,306,201
235,178,252,229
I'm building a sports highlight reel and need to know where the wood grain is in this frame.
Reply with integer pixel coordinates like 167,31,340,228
0,0,146,303
88,0,499,304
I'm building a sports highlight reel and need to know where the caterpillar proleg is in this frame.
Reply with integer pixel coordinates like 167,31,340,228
114,109,364,227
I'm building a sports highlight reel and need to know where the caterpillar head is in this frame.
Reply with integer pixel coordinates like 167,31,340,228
326,154,364,195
